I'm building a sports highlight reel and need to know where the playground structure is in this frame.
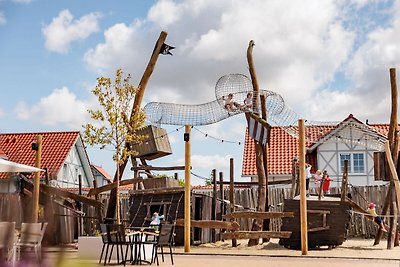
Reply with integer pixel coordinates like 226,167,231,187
86,31,399,252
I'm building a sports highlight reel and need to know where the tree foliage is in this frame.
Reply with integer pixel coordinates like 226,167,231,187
82,68,146,165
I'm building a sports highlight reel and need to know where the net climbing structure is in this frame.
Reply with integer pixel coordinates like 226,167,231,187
144,74,387,151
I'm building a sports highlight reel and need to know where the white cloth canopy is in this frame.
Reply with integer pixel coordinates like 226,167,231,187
0,158,43,173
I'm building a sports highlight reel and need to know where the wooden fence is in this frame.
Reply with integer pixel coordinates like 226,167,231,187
209,184,390,238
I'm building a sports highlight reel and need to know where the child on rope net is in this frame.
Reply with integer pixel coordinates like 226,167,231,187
222,93,241,112
367,202,388,232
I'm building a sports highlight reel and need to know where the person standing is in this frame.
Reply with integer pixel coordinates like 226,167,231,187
305,163,312,197
322,172,332,196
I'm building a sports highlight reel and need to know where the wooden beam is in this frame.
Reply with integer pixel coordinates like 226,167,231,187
341,160,349,202
308,226,330,233
307,210,330,215
131,165,186,171
222,231,292,240
299,118,308,255
224,211,294,220
87,178,144,196
41,184,103,209
106,31,168,222
384,141,400,211
229,158,237,247
175,219,240,231
184,124,191,253
32,134,42,223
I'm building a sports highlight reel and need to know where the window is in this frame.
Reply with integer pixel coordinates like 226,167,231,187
340,154,351,173
340,153,365,174
353,153,365,173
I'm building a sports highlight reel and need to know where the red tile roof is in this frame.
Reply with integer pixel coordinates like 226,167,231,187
242,115,391,177
0,131,81,179
92,164,113,182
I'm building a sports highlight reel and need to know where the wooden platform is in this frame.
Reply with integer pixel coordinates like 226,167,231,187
279,197,351,249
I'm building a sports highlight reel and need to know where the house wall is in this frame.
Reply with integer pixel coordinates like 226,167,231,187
316,126,386,188
54,142,93,188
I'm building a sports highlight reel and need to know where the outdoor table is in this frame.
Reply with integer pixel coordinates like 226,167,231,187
125,228,159,265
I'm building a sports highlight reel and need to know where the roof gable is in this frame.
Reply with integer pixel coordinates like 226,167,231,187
242,114,389,177
0,131,81,178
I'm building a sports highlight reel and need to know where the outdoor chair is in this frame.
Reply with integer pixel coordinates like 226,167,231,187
104,224,132,266
145,223,175,265
0,221,16,263
98,224,109,264
13,222,47,264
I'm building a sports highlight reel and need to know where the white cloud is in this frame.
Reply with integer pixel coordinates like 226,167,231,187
176,154,233,171
15,87,90,128
42,9,101,53
12,0,33,3
84,0,400,126
0,11,6,25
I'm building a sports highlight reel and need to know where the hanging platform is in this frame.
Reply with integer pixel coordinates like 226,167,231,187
279,196,351,249
130,125,172,160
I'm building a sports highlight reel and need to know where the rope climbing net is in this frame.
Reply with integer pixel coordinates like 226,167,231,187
144,74,387,151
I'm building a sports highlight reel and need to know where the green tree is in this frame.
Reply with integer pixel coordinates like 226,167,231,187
82,68,146,224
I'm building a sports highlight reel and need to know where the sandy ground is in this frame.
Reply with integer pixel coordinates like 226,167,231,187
12,238,400,267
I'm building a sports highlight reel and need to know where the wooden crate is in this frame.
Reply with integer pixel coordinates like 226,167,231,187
131,125,172,160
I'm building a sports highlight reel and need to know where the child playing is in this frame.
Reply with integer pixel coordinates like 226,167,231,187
367,202,387,232
314,169,322,188
322,173,331,195
150,212,164,230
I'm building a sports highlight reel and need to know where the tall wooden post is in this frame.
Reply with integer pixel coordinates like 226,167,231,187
341,160,349,202
184,125,191,253
106,31,168,222
212,169,217,242
247,39,267,246
299,119,308,255
229,158,237,247
32,134,42,223
219,171,224,219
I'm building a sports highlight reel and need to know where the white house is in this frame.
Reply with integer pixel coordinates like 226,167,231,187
242,114,389,187
0,131,94,189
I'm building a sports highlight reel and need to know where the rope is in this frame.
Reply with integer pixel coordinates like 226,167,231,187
128,193,144,227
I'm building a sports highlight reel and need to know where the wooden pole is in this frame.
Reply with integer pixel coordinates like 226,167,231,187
212,169,217,242
78,174,83,236
219,171,224,219
247,39,266,246
341,160,349,202
299,119,308,255
184,124,191,253
32,134,42,223
260,94,270,241
106,31,168,222
229,158,237,247
291,158,297,199
247,40,259,114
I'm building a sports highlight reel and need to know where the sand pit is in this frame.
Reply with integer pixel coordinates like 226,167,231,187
173,238,400,260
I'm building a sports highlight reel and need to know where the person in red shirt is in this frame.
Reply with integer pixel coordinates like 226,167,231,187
322,173,331,196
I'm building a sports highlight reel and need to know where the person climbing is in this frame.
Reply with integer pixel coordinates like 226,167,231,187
223,93,240,112
242,92,253,111
367,202,388,232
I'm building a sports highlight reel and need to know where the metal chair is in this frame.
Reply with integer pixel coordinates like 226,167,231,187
146,223,175,265
104,224,132,266
0,221,16,263
13,222,47,263
98,224,109,264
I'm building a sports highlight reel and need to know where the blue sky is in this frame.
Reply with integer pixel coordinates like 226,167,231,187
1,0,400,185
